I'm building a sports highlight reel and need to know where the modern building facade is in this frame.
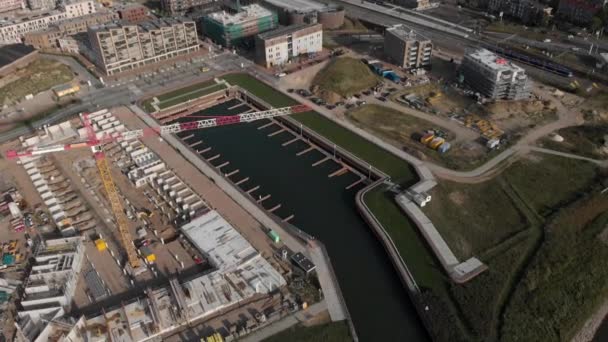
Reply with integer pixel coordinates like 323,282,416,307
261,0,344,29
0,0,25,13
255,22,322,68
202,4,278,47
0,0,96,45
160,0,213,14
488,0,551,24
557,0,606,24
384,25,432,69
87,19,199,75
460,48,530,100
24,11,118,49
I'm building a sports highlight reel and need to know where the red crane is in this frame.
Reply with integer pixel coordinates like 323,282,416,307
6,104,309,159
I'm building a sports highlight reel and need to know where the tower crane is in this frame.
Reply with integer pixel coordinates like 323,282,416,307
6,104,309,272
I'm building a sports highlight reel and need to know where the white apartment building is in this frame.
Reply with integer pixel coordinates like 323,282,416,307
87,18,199,75
255,22,322,68
0,0,25,13
0,0,95,45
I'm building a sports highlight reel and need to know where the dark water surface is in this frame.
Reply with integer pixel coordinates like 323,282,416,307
176,100,429,342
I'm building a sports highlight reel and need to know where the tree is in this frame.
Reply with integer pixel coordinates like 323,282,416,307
591,17,604,32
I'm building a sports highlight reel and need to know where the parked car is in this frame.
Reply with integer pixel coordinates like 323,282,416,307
378,97,387,102
287,88,295,93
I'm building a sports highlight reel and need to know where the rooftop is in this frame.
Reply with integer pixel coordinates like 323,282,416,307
258,22,320,40
206,4,275,26
0,44,35,68
386,24,430,42
466,48,525,73
262,0,328,13
90,17,191,33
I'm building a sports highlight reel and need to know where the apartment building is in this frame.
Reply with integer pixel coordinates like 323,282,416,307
0,0,96,45
557,0,606,24
0,0,25,13
460,48,530,100
160,0,213,14
255,23,322,68
116,3,149,23
488,0,551,24
24,11,117,49
202,4,278,47
87,18,199,75
384,24,432,69
27,0,55,11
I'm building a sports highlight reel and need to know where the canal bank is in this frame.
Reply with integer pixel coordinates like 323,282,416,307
162,97,429,341
237,87,438,337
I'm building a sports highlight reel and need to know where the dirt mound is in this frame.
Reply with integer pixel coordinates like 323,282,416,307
316,89,342,104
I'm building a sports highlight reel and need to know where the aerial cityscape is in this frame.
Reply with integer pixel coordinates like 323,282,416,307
0,0,606,341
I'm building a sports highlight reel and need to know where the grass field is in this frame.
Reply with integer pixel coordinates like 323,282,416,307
501,193,608,342
311,57,379,97
539,125,607,159
263,321,353,342
424,180,527,260
0,58,73,105
504,154,599,217
142,80,226,112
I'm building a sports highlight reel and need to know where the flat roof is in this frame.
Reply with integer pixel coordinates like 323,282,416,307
258,23,319,40
90,17,191,33
206,4,274,26
263,0,327,12
386,24,430,42
291,252,316,273
0,44,35,69
466,48,525,73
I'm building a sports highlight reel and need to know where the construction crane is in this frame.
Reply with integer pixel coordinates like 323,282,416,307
6,104,309,271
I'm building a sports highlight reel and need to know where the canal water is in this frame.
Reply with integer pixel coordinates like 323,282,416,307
175,99,429,342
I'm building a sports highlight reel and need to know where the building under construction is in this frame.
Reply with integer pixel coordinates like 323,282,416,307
201,4,278,47
460,48,530,101
14,211,285,342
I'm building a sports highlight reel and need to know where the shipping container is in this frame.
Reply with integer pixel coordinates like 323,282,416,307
140,246,156,263
267,230,280,243
438,142,451,154
420,133,434,144
95,239,107,251
429,137,445,149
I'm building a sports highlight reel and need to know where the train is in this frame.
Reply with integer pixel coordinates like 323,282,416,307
485,45,574,78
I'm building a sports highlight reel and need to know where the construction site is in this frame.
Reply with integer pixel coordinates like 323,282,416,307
0,74,346,342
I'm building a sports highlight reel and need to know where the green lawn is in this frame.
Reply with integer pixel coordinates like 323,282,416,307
311,57,380,97
263,321,353,342
0,58,73,105
142,79,226,112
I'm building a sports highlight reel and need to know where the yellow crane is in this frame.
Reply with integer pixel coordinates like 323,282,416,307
7,104,310,272
94,147,140,268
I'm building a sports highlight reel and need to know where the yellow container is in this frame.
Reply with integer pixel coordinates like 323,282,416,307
145,254,156,263
95,239,107,251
